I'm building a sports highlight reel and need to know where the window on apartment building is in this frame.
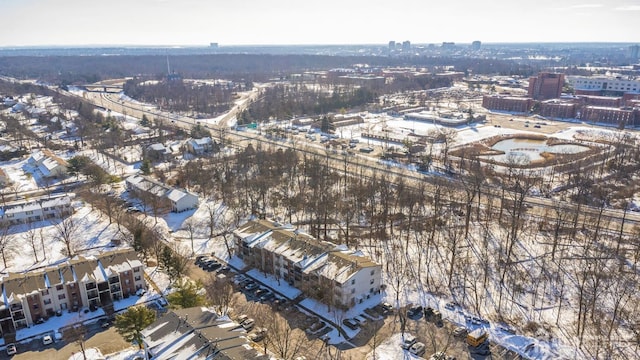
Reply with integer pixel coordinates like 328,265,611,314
133,267,140,273
351,289,355,294
56,285,63,291
370,279,374,285
41,290,49,296
370,270,375,276
134,276,141,281
124,271,129,275
351,279,355,285
43,299,51,305
25,211,33,215
125,279,130,284
58,294,65,300
370,288,374,293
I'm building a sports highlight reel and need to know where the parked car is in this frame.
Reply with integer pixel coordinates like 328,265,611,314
306,320,326,334
241,318,255,330
237,314,249,324
342,318,359,330
453,326,468,338
254,288,268,298
381,302,393,314
6,343,17,356
248,327,267,342
429,351,447,360
354,315,368,326
42,335,53,345
400,334,417,349
410,342,426,356
407,305,423,318
244,282,259,291
259,292,275,302
100,318,111,328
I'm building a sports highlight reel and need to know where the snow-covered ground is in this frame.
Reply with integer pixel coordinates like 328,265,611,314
1,200,129,274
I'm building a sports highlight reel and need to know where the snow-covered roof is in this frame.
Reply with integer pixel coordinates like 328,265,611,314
142,308,265,359
0,194,72,218
126,175,199,208
235,219,380,283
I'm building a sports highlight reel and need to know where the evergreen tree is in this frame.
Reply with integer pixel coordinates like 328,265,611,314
114,306,156,349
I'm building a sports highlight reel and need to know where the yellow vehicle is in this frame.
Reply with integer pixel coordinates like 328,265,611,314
467,328,488,347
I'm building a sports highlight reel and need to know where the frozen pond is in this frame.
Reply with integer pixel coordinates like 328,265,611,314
484,138,589,163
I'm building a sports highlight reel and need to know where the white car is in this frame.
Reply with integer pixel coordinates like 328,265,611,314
6,343,17,355
42,335,53,345
400,334,417,349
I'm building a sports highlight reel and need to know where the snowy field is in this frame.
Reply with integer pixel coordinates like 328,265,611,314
0,199,129,274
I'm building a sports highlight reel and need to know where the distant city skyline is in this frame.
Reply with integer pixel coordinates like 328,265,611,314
1,0,639,47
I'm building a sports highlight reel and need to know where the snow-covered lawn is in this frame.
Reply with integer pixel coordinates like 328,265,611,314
1,199,129,274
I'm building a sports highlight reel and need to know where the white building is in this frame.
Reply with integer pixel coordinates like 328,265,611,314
185,137,215,155
0,194,74,225
27,149,68,178
567,75,640,93
234,219,382,309
125,175,199,212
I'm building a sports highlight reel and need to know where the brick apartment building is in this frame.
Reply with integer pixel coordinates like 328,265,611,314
0,249,145,341
482,95,532,113
234,219,382,309
528,72,565,100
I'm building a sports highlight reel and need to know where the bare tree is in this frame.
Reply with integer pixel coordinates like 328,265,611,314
63,324,88,360
24,225,40,263
53,213,80,257
204,275,234,316
0,223,14,269
260,311,307,360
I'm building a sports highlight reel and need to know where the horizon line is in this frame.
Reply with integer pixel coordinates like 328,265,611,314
0,41,638,49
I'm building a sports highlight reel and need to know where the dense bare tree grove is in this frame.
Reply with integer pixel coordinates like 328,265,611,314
169,142,640,358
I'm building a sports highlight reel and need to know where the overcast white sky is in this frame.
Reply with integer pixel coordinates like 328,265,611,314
1,0,639,46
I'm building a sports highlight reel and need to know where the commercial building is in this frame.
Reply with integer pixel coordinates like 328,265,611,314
0,249,145,340
528,73,565,100
141,307,267,359
0,194,73,225
234,219,382,309
125,175,199,213
567,75,640,95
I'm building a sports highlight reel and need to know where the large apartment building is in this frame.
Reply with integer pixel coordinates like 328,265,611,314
0,249,145,340
234,219,382,309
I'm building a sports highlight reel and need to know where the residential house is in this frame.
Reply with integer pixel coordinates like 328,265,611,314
234,219,382,309
185,137,216,155
27,149,68,178
0,194,74,225
145,143,170,161
125,175,198,212
141,307,267,360
0,249,145,340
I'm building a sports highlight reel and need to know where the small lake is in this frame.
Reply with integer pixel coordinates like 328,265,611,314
484,138,589,163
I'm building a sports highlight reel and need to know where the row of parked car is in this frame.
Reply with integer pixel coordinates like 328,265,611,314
195,255,229,272
400,334,457,359
233,274,283,305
